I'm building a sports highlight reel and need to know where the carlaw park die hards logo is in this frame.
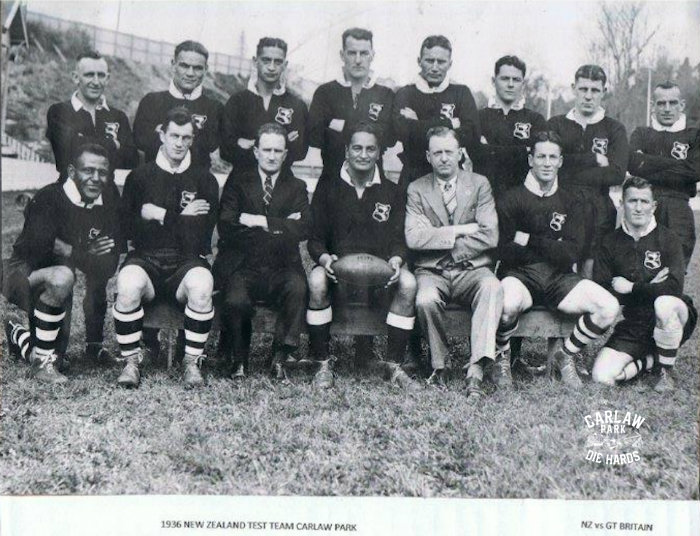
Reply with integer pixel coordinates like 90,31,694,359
583,407,646,466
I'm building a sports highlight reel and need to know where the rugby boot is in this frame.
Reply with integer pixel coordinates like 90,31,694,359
183,353,205,387
653,367,675,394
5,319,23,360
117,350,143,388
551,346,583,388
465,375,484,405
492,349,514,390
385,362,421,392
30,350,68,384
313,358,334,389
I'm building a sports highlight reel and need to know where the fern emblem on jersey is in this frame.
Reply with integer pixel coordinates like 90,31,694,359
644,250,661,270
671,141,689,160
372,202,391,223
104,122,119,139
591,137,608,155
275,107,294,125
180,191,196,209
513,122,531,140
191,114,207,129
440,103,456,120
368,103,384,122
88,227,101,240
549,212,567,231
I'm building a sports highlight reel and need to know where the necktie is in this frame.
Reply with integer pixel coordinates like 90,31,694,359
263,174,273,208
442,180,457,224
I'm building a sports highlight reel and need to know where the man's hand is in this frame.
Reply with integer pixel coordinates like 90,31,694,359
287,212,301,220
595,153,609,167
319,253,339,283
329,119,345,132
53,238,73,258
513,231,530,246
386,256,403,287
87,236,116,256
454,223,479,237
287,130,299,142
181,199,211,216
141,203,166,224
239,213,269,230
400,107,418,120
650,267,669,284
451,117,461,129
612,276,634,294
237,138,255,149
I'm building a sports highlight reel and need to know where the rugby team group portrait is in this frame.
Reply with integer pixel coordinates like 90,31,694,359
2,20,699,410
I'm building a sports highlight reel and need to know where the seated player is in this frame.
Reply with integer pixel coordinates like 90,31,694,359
495,131,619,387
307,121,418,391
4,143,122,382
113,107,219,388
214,123,310,379
592,176,697,392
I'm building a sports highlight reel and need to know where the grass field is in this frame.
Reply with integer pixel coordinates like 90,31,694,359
1,191,698,498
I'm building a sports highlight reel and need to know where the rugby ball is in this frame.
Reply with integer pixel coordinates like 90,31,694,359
332,253,394,287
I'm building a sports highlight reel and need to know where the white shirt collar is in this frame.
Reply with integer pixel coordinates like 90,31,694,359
258,167,281,188
156,148,191,174
651,113,687,133
523,170,558,197
566,106,605,127
415,75,451,94
168,80,203,100
336,70,377,89
621,215,657,238
63,178,103,207
487,95,525,113
340,161,381,196
70,91,109,112
247,72,286,97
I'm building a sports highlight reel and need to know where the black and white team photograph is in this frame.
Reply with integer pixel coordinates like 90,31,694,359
0,1,699,534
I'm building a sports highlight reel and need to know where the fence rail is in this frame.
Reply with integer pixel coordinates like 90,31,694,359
1,132,46,162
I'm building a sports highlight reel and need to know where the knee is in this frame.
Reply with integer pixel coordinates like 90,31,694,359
415,287,441,313
184,269,214,306
308,267,329,301
48,266,75,297
397,270,417,301
595,293,619,326
591,362,617,386
117,268,147,302
654,296,683,327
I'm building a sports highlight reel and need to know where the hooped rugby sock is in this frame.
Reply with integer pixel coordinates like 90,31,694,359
113,305,144,359
9,322,32,362
386,313,415,363
653,324,683,369
32,301,66,360
564,313,606,355
184,306,214,357
306,307,332,358
496,319,519,354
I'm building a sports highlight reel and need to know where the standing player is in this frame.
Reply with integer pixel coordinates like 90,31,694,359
473,55,546,199
393,35,481,188
133,40,223,169
113,107,219,388
306,122,418,391
308,28,395,178
628,81,699,267
46,51,138,177
592,177,697,392
220,37,308,175
495,131,619,387
547,65,629,278
4,143,123,382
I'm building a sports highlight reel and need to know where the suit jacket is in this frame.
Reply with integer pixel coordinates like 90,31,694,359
405,169,498,269
214,168,311,281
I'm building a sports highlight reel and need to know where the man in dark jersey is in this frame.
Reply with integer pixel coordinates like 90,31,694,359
308,28,395,178
114,107,219,388
133,40,223,169
4,143,123,382
495,131,619,387
547,65,629,278
393,35,481,189
592,177,697,392
221,37,308,175
473,55,546,199
628,81,699,267
46,51,138,177
306,122,419,391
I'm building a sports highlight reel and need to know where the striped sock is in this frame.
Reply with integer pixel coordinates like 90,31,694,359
496,319,519,354
653,325,683,368
113,305,144,359
9,323,32,362
184,306,214,357
32,301,66,360
564,313,607,356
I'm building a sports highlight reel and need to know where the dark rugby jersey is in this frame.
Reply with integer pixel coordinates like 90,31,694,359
221,83,309,172
393,80,481,176
496,180,585,272
120,157,219,257
474,104,547,197
308,165,406,262
308,78,395,175
133,88,223,169
628,119,699,199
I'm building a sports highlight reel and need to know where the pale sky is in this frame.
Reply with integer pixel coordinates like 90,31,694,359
27,0,700,94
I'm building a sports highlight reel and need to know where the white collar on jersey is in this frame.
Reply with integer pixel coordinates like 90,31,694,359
336,70,378,89
340,161,381,190
524,170,558,197
415,75,451,94
63,178,104,207
156,147,192,174
71,91,109,112
487,95,525,112
621,215,657,238
168,80,203,100
566,106,605,127
247,71,287,96
651,113,687,133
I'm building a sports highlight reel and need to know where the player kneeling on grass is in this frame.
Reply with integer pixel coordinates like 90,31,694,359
591,176,697,392
306,121,419,391
113,107,219,388
495,131,619,387
3,143,122,382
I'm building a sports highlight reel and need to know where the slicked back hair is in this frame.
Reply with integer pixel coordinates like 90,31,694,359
71,142,110,167
256,37,288,57
420,35,452,57
426,125,459,146
531,130,563,153
654,80,680,92
495,55,526,77
574,64,607,86
76,50,104,63
174,40,209,62
161,106,195,132
342,28,373,49
255,122,288,147
345,121,381,149
622,176,655,199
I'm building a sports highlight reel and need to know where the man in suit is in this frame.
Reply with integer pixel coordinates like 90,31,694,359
405,126,502,401
214,123,310,379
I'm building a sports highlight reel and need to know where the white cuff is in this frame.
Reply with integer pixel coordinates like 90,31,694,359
306,306,332,325
386,312,415,330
